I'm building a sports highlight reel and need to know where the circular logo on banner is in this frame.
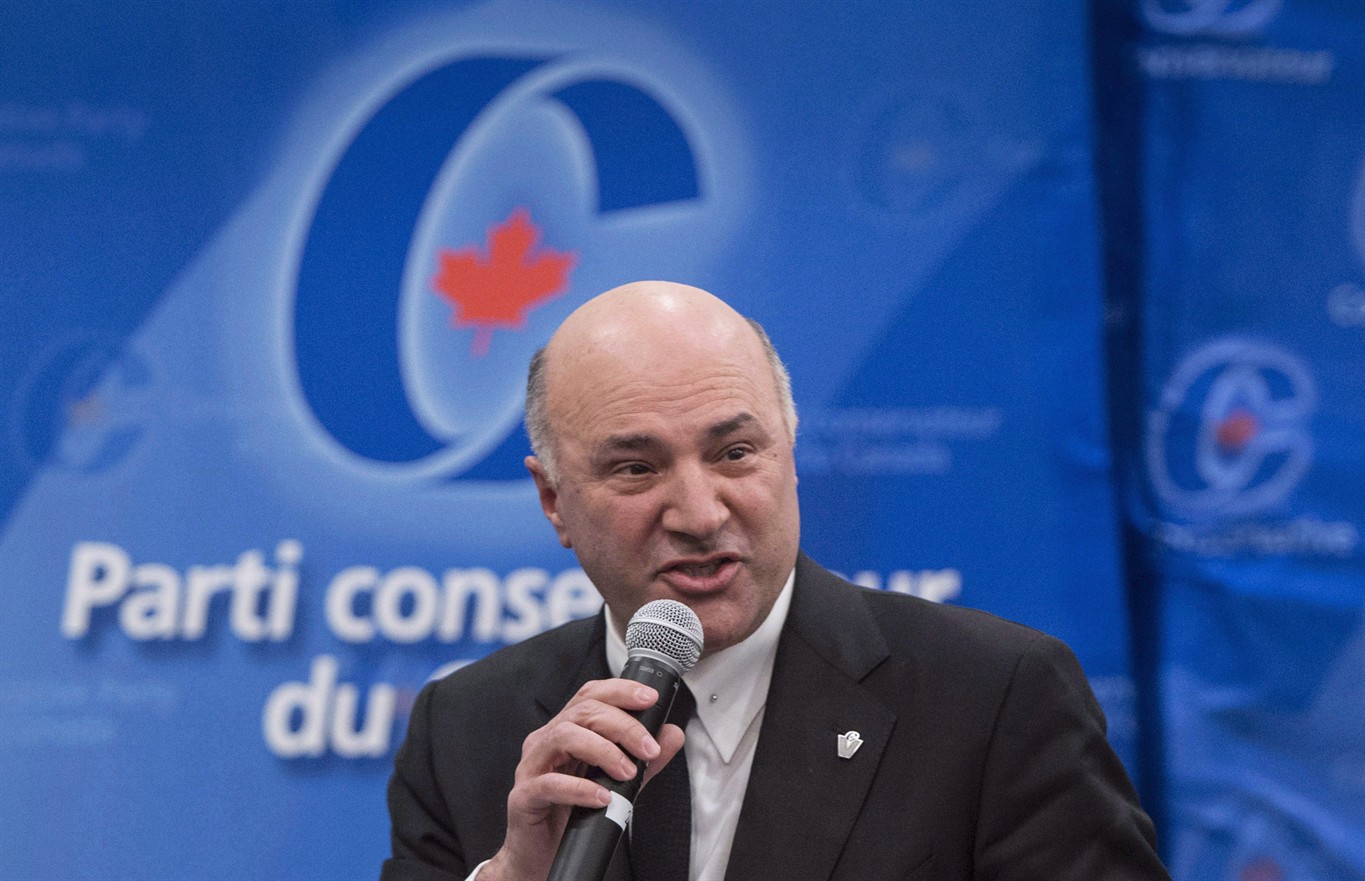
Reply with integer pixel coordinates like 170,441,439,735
855,95,978,214
10,333,150,475
290,54,709,480
1146,339,1317,519
1142,0,1283,37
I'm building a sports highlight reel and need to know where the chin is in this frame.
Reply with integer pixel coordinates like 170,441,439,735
695,613,754,655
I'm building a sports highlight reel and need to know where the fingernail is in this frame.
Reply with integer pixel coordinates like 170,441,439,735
596,787,612,806
641,735,660,758
635,687,655,703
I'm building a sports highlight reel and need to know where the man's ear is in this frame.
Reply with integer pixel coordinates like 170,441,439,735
525,456,572,548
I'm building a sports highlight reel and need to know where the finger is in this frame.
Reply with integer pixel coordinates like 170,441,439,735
509,770,614,817
640,722,687,787
524,718,645,783
553,687,666,762
563,679,661,714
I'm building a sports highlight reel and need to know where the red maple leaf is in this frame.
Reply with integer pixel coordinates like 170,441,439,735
1215,408,1259,453
432,208,577,356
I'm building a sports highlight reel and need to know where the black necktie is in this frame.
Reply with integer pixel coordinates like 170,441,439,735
630,682,696,881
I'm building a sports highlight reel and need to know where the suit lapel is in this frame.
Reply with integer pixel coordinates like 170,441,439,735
724,556,896,881
533,612,611,717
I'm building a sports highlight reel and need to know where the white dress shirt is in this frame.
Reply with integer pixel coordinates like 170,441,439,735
466,570,794,881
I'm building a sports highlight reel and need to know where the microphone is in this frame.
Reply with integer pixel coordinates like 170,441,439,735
546,599,704,881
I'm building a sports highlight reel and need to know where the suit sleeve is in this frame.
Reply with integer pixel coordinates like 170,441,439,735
972,633,1171,881
379,680,470,881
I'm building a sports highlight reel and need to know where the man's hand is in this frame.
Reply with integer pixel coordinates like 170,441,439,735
480,679,687,881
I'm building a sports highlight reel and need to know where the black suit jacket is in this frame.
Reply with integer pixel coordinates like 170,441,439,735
381,554,1169,881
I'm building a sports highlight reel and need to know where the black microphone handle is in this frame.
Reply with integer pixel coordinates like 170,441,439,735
545,651,681,881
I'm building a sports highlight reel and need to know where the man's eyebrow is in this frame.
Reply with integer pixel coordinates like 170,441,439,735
593,415,761,457
597,433,663,454
705,412,758,440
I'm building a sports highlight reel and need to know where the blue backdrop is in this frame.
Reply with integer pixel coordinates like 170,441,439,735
0,2,1359,879
1097,1,1365,878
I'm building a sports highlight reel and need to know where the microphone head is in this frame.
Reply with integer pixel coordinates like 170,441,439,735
625,600,704,673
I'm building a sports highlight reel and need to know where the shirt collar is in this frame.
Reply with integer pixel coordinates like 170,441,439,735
604,568,795,764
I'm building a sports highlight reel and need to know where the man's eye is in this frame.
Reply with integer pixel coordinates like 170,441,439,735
617,462,652,476
724,446,750,461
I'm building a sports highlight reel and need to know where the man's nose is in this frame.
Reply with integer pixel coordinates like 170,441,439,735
660,464,729,539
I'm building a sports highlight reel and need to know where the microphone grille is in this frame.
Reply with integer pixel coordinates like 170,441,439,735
626,600,704,672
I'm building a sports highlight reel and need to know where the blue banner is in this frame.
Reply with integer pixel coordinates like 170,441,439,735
2,3,1132,878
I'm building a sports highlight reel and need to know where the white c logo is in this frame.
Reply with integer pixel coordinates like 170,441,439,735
1146,339,1316,518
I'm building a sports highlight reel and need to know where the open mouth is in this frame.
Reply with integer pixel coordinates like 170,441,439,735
674,559,727,578
661,555,739,591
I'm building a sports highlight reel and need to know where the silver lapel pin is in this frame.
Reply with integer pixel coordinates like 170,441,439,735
837,730,863,760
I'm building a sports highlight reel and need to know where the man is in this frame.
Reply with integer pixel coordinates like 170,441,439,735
381,281,1170,881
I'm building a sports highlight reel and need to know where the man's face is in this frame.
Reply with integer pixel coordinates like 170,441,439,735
530,331,800,656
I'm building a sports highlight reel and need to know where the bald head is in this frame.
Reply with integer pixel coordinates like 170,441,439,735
525,281,796,483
